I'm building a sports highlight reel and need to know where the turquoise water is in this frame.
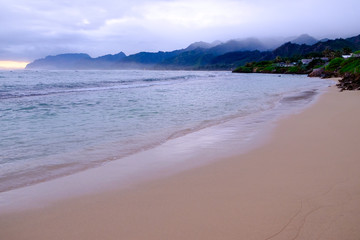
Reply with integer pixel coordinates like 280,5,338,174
0,70,330,192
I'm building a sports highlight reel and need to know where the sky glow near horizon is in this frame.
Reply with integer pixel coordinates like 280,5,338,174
1,0,360,61
0,61,29,69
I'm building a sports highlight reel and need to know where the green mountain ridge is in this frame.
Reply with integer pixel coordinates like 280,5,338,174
26,34,360,70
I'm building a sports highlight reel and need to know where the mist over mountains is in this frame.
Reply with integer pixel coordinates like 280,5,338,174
26,34,360,70
289,34,318,45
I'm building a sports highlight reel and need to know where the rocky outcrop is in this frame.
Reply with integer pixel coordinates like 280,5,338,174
308,68,324,77
336,73,360,91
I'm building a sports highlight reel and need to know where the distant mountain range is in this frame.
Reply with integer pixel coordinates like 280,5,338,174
26,34,360,70
289,34,318,45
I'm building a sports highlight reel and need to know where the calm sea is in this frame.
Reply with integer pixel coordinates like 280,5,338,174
0,70,331,192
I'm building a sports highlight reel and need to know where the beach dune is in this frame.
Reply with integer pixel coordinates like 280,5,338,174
0,86,360,240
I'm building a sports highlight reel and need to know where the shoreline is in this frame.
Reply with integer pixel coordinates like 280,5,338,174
0,87,316,211
0,74,330,195
2,83,360,239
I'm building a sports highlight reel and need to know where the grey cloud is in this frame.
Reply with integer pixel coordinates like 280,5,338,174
1,0,360,61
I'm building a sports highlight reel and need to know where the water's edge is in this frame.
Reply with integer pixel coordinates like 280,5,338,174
0,81,333,212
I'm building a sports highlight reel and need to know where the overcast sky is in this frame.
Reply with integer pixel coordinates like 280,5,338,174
1,0,360,61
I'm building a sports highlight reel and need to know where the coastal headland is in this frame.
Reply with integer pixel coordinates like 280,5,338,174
0,83,359,239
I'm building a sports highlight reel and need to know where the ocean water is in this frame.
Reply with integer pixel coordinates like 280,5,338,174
0,70,331,192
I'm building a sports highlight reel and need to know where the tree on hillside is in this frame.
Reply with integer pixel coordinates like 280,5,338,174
274,56,282,63
342,47,352,55
322,48,342,59
322,48,333,58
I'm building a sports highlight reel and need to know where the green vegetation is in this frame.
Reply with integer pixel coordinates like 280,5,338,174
324,57,360,74
234,61,275,73
307,59,326,69
233,53,360,79
339,57,360,74
233,59,312,74
325,58,344,71
287,66,302,73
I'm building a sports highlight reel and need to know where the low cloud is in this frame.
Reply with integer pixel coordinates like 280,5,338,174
1,0,360,61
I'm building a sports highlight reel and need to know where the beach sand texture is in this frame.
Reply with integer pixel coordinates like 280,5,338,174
1,86,359,240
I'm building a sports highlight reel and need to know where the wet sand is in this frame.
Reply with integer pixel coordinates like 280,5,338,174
1,85,359,240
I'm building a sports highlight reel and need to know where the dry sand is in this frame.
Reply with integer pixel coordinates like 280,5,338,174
1,86,360,240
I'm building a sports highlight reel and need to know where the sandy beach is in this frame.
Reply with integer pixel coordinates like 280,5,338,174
1,84,360,240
